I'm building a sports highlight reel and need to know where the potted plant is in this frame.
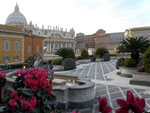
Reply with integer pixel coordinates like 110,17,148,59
0,72,6,103
1,68,56,113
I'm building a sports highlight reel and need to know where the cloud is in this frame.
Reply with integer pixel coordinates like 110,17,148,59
1,0,150,34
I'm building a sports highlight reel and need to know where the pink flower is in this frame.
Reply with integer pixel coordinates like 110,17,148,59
98,96,112,113
21,101,30,110
0,68,3,71
116,90,146,113
49,79,52,85
47,86,52,97
11,90,18,98
0,72,6,78
8,99,17,107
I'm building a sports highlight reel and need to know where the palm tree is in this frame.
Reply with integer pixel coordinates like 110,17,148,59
117,37,150,60
55,48,75,59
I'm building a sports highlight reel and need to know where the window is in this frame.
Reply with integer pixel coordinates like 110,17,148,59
4,40,10,51
4,56,10,62
36,46,39,52
28,45,31,52
14,55,19,61
14,40,19,51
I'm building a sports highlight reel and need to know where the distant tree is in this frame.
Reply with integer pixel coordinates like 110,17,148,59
95,48,109,58
81,49,89,58
117,37,150,60
55,48,75,59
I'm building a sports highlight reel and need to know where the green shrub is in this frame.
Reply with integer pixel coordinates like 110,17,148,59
81,49,89,58
116,57,125,69
76,56,83,60
124,58,136,67
7,63,27,69
103,54,110,61
95,48,109,58
143,47,150,73
63,58,76,70
55,48,75,59
53,59,62,65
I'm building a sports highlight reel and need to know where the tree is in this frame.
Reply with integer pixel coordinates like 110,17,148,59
81,49,89,58
117,37,150,60
55,48,75,59
95,48,108,58
143,47,150,73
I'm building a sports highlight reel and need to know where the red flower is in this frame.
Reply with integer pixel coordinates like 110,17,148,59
0,72,6,78
98,96,112,113
47,86,52,97
11,90,18,98
49,79,52,85
116,90,146,113
8,99,17,107
0,68,3,71
29,97,37,107
21,101,30,110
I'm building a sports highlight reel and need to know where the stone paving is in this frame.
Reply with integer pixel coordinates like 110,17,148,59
55,60,150,113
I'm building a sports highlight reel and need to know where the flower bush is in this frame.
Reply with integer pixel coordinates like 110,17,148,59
137,66,145,72
6,90,37,113
0,72,6,87
98,90,149,113
2,68,55,113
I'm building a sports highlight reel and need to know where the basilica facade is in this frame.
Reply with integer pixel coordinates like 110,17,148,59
5,3,76,55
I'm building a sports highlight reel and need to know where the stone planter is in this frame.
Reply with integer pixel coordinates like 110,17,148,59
52,80,95,111
77,59,91,64
119,66,137,78
53,65,64,71
130,71,150,86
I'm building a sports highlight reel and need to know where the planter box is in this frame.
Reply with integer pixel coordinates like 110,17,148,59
132,72,150,81
130,72,150,86
119,66,137,78
77,59,91,64
53,65,64,71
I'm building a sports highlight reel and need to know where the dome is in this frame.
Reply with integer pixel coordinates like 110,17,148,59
5,4,27,27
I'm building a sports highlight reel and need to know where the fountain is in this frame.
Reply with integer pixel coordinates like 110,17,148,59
4,53,95,113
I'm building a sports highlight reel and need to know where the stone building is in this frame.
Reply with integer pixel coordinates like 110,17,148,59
124,27,150,40
24,33,45,60
4,4,45,62
0,24,25,64
5,3,75,58
94,34,109,49
75,33,86,54
43,35,75,54
106,32,124,54
75,29,105,53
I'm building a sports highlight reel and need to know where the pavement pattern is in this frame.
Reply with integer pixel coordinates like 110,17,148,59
55,60,150,113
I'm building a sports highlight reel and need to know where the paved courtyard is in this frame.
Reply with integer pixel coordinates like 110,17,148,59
55,60,150,113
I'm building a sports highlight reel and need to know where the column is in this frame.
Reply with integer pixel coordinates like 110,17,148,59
53,42,55,53
49,42,51,53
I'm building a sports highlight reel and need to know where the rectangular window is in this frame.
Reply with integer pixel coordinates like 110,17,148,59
14,55,20,61
14,40,19,51
4,56,10,62
36,46,39,52
4,40,10,51
28,45,31,52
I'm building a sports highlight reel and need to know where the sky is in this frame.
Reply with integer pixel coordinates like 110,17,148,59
0,0,150,35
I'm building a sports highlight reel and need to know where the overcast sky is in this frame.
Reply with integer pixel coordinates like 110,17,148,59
0,0,150,35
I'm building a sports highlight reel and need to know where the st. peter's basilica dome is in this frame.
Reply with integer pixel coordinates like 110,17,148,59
5,4,27,27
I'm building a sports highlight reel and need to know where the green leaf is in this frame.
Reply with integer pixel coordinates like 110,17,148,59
0,106,6,112
19,88,34,97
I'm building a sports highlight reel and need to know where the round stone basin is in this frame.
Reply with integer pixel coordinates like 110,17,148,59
51,80,95,111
